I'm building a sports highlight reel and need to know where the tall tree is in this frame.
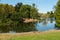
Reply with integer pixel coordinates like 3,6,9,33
54,0,60,27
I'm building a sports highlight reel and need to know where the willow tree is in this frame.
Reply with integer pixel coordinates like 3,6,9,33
54,0,60,27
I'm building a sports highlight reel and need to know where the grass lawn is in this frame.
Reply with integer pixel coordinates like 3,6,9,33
10,30,60,40
0,30,60,40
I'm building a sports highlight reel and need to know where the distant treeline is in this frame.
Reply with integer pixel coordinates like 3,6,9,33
0,2,39,32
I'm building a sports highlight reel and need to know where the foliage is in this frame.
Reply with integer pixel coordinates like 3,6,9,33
54,0,60,27
47,11,54,18
0,3,39,32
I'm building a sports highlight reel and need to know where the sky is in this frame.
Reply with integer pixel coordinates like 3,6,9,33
0,0,58,13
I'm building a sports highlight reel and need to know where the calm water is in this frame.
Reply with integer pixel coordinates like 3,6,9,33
0,18,56,33
9,18,56,33
36,18,56,31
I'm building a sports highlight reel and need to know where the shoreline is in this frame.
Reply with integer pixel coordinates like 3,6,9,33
0,30,60,40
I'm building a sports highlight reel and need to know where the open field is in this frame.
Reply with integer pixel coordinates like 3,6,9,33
0,30,60,40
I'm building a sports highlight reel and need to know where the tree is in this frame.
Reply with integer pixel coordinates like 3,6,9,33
0,4,15,32
19,5,31,18
47,12,50,15
47,11,54,18
0,3,39,32
50,11,54,18
15,2,23,12
54,0,60,27
32,3,35,7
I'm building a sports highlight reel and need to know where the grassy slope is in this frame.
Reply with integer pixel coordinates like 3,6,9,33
0,30,60,40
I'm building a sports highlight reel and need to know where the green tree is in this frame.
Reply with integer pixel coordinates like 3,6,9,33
47,11,54,18
15,2,23,12
0,4,15,32
50,11,54,18
0,3,39,32
54,0,60,27
19,5,31,18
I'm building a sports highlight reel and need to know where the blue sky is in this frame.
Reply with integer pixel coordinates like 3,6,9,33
0,0,58,13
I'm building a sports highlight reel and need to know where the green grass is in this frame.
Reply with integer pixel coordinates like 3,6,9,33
10,31,60,40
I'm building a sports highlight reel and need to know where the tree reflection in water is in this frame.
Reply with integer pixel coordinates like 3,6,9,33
43,19,47,26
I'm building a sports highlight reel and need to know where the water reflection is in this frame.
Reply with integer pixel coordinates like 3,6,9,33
50,18,54,23
0,22,36,33
42,19,47,25
0,18,56,33
36,18,55,31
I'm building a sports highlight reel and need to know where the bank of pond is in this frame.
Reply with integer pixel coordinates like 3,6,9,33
0,18,56,33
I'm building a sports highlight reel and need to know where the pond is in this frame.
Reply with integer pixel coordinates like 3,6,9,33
9,18,56,33
36,18,56,31
0,18,56,33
